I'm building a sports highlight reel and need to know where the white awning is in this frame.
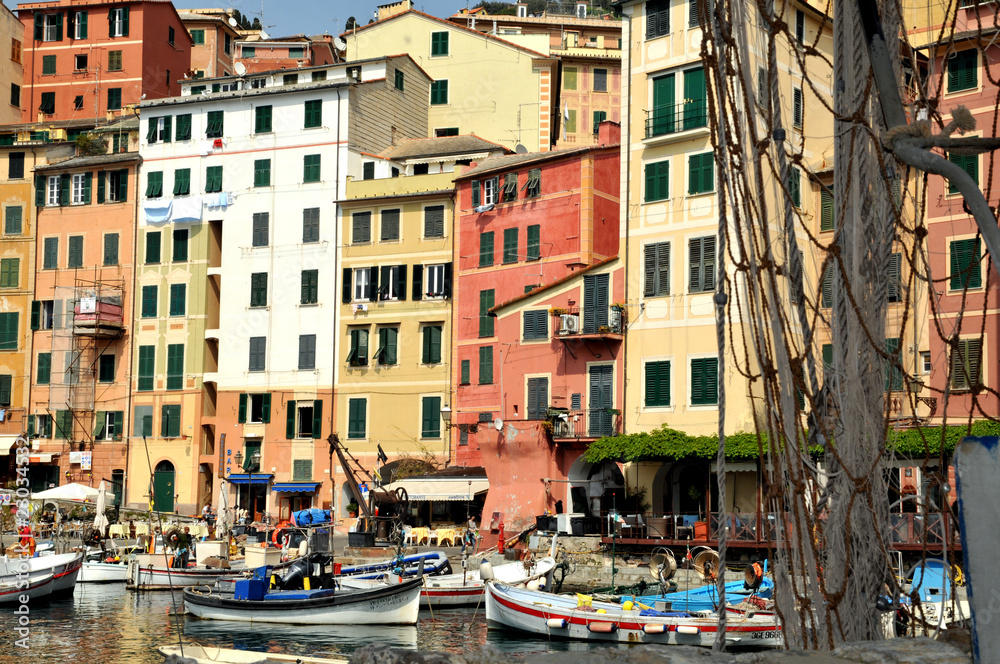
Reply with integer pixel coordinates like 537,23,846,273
0,435,21,455
385,478,489,502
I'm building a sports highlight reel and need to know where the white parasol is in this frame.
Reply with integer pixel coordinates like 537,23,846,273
216,480,234,539
92,481,110,537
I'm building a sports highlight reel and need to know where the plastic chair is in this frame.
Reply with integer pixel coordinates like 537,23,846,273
402,525,414,546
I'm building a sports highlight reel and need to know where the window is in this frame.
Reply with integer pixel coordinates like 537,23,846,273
71,173,91,205
884,338,902,392
298,334,316,370
146,117,172,144
592,110,607,134
788,166,801,207
431,31,449,56
480,231,494,267
141,285,157,318
688,236,716,293
948,49,978,93
42,55,56,75
644,242,670,297
250,272,267,307
205,165,222,193
523,169,541,199
461,359,470,384
166,170,190,199
380,209,400,241
104,168,127,203
479,346,493,384
108,50,122,71
645,360,671,407
793,86,803,128
645,160,669,202
647,0,669,38
248,337,266,372
45,175,59,207
301,269,318,304
283,73,297,86
161,405,180,438
252,159,270,188
169,283,186,316
503,228,518,263
526,225,540,261
190,29,205,44
422,325,442,364
43,237,58,269
471,176,499,207
288,46,303,58
30,300,54,330
36,352,52,385
249,104,273,135
523,310,548,340
564,109,577,134
72,53,87,72
682,67,707,129
167,230,188,265
378,265,406,300
0,312,15,349
39,12,62,42
40,92,55,115
688,0,700,27
10,83,19,108
303,154,321,182
424,263,450,298
395,70,404,91
948,153,978,194
67,236,83,268
348,398,366,439
4,206,21,235
347,328,368,366
103,233,118,266
951,338,982,390
291,459,313,481
920,350,931,375
820,187,834,231
424,205,444,238
107,87,121,111
166,344,184,390
887,253,902,303
11,38,20,63
352,211,371,244
93,411,123,441
362,162,375,180
109,7,129,37
375,326,398,365
502,173,518,203
224,33,232,55
794,9,804,43
146,171,163,198
352,268,371,301
175,114,192,140
238,393,271,424
430,80,448,105
950,237,982,290
304,100,322,128
145,231,161,264
820,263,834,308
0,258,17,288
312,71,327,82
690,357,718,405
137,345,154,391
593,68,608,92
563,67,577,91
128,405,151,437
303,208,320,243
206,110,224,138
480,289,495,337
421,396,442,438
688,153,714,195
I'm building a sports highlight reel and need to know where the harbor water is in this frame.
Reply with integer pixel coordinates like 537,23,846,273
0,584,622,663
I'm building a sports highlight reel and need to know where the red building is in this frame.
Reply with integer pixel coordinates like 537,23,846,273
451,121,622,536
17,0,193,122
236,35,338,74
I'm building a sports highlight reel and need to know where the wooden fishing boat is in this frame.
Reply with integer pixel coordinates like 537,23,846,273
418,556,557,607
485,582,782,647
0,570,55,605
0,551,83,598
126,553,245,591
628,576,775,613
79,546,143,583
158,644,349,664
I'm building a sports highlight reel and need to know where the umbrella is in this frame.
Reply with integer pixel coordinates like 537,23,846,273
216,480,234,539
31,482,109,502
93,481,110,537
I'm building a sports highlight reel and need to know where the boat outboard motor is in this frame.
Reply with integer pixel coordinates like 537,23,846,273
280,557,312,590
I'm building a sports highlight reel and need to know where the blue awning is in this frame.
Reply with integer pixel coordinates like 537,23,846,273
271,482,320,493
225,473,274,485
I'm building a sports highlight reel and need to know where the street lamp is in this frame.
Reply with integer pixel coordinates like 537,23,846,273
440,405,452,426
234,449,261,523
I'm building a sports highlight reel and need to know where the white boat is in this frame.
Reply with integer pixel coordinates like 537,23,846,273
183,575,424,625
0,570,55,605
158,644,349,663
80,547,139,583
126,553,245,591
419,556,557,607
0,551,83,598
485,582,783,647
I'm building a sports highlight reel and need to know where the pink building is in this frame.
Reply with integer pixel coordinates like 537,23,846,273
451,122,622,538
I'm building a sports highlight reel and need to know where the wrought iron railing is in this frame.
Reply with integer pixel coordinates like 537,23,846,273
644,101,709,138
549,408,620,439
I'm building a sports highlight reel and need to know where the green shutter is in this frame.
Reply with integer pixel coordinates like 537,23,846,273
527,225,540,261
479,231,494,267
503,228,518,263
479,290,494,337
262,393,271,423
348,398,366,439
479,346,493,384
285,399,296,438
96,170,105,203
951,238,982,290
311,399,322,439
683,67,706,129
60,174,70,206
138,345,154,391
691,357,718,405
166,344,183,390
238,394,248,423
169,283,185,315
461,359,470,384
422,396,441,438
645,161,668,202
688,153,713,195
820,188,834,231
37,352,51,384
30,300,40,330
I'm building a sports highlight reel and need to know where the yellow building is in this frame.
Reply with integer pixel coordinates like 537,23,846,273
343,8,557,152
0,3,24,125
334,135,506,517
617,0,834,515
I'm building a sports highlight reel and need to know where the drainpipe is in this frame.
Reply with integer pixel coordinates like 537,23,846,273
329,87,342,522
620,12,631,435
124,154,140,508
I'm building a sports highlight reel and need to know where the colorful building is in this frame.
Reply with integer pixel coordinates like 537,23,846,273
0,2,24,125
177,9,240,79
236,35,338,74
451,122,622,534
335,134,507,521
136,55,430,517
16,0,194,122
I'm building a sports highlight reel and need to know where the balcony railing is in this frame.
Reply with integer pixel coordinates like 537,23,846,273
645,101,708,139
553,305,625,337
549,408,620,439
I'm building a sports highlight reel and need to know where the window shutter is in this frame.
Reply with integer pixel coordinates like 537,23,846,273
472,180,481,208
117,169,127,202
30,300,40,330
683,67,706,129
147,119,158,142
431,326,441,363
34,13,43,41
645,362,656,407
688,238,702,292
479,346,493,384
702,235,716,291
83,171,92,203
379,265,391,301
60,174,70,206
35,175,45,207
689,0,699,26
461,359,470,384
285,400,296,438
368,266,378,302
160,405,170,437
261,393,271,423
312,400,322,439
422,326,432,363
55,11,63,40
412,264,423,300
442,264,453,298
820,188,834,231
397,265,407,301
97,170,105,203
527,379,538,419
480,231,494,267
238,393,247,423
643,244,657,296
342,268,352,303
527,225,540,261
821,263,833,307
121,6,128,35
887,253,902,302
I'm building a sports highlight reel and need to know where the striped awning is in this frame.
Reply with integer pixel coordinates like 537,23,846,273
271,482,320,493
383,477,489,502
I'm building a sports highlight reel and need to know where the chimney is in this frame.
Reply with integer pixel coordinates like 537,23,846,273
597,120,620,146
37,110,44,123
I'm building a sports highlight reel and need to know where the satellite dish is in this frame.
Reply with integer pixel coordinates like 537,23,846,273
259,29,270,40
334,37,347,50
234,62,247,77
228,17,238,27
514,143,528,154
493,418,504,431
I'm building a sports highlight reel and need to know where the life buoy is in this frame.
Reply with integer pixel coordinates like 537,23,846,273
272,520,293,546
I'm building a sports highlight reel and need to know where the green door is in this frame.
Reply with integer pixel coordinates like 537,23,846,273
651,73,675,136
152,460,175,512
683,67,706,130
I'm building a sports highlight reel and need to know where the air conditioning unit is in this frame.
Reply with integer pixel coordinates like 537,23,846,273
554,421,571,437
559,314,579,335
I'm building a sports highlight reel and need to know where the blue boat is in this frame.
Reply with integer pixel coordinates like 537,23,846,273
626,563,773,613
339,550,451,579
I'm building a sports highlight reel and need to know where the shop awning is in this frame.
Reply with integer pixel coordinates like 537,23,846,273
30,454,53,463
385,478,489,502
271,482,320,493
0,435,21,455
225,473,273,485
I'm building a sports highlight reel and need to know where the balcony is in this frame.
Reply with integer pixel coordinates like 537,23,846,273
73,296,124,338
548,408,620,440
553,306,625,338
644,101,708,139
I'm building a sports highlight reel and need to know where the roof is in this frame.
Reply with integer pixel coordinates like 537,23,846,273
340,9,550,59
92,117,139,133
912,26,1000,51
140,80,352,109
337,188,455,205
34,152,140,172
455,142,619,180
491,256,619,314
186,54,431,85
0,117,107,133
379,134,510,161
448,12,623,29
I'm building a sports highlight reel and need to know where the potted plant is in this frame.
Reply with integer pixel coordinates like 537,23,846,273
346,501,359,518
549,307,567,316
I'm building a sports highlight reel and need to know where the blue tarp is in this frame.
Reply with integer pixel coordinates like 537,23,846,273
292,508,331,526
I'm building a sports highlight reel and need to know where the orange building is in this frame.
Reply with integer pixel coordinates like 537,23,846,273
178,9,239,79
236,35,338,74
17,0,193,122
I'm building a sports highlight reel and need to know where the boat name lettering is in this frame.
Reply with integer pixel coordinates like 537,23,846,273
369,594,403,610
751,630,779,640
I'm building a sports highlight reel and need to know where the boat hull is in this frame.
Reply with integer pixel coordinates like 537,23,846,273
420,556,556,607
183,577,423,625
485,583,782,648
0,570,54,605
0,552,83,598
631,577,774,613
127,559,243,590
80,562,129,583
158,644,349,664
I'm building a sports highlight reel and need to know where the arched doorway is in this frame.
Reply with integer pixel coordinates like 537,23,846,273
152,460,175,513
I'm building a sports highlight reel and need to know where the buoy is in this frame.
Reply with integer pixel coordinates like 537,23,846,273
623,600,635,611
546,618,568,629
587,622,617,633
676,625,700,635
643,624,668,634
479,561,494,581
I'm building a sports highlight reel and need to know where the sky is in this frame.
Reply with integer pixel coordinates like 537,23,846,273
1,1,473,39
